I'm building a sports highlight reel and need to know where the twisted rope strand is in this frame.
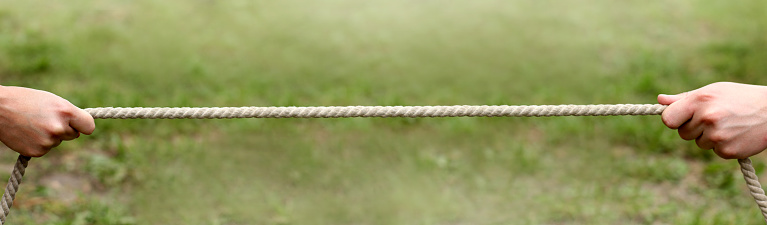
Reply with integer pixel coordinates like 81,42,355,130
740,158,767,223
84,104,667,119
3,104,766,223
0,155,30,225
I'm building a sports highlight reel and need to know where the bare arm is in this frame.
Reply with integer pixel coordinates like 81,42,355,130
658,82,767,159
0,85,95,157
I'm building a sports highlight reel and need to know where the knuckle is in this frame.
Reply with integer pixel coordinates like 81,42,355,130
678,129,696,140
700,111,725,125
52,101,70,112
23,147,46,157
708,132,728,143
39,138,55,148
715,147,739,159
661,116,671,128
661,114,679,129
38,137,61,149
695,139,710,149
26,152,44,157
694,93,717,102
52,102,77,118
46,126,65,137
62,132,80,141
44,122,70,137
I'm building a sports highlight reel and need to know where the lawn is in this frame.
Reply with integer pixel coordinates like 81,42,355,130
1,0,767,224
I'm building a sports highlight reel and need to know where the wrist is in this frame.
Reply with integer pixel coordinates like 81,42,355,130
0,85,9,110
758,84,767,99
0,86,9,127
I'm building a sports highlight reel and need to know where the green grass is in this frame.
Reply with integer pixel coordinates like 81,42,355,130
1,0,767,224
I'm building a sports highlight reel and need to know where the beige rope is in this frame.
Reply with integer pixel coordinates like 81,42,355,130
2,104,766,223
0,155,29,224
740,158,767,223
84,104,666,119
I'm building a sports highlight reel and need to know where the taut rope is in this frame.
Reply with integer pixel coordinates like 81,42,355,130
0,155,29,224
2,104,765,223
740,158,767,220
83,104,666,119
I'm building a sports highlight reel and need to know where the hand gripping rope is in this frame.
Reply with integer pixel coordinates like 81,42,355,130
1,104,766,223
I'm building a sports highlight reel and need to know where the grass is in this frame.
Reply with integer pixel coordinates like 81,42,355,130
0,0,767,224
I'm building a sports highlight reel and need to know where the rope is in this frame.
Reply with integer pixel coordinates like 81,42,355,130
740,158,767,223
83,104,666,119
0,155,29,225
2,104,766,223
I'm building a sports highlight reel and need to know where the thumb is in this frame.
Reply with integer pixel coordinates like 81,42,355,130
69,108,96,135
657,93,687,105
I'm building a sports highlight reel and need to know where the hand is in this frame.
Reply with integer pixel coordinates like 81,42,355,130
0,86,95,157
658,82,767,159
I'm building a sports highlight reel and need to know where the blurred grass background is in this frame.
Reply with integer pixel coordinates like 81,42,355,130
1,0,767,224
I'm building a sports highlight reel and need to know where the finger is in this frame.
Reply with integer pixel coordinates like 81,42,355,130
657,93,687,105
40,139,62,151
49,139,62,149
21,147,49,158
713,146,740,159
69,108,96,135
726,141,763,159
695,130,715,150
678,118,704,141
661,95,696,129
58,126,81,141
